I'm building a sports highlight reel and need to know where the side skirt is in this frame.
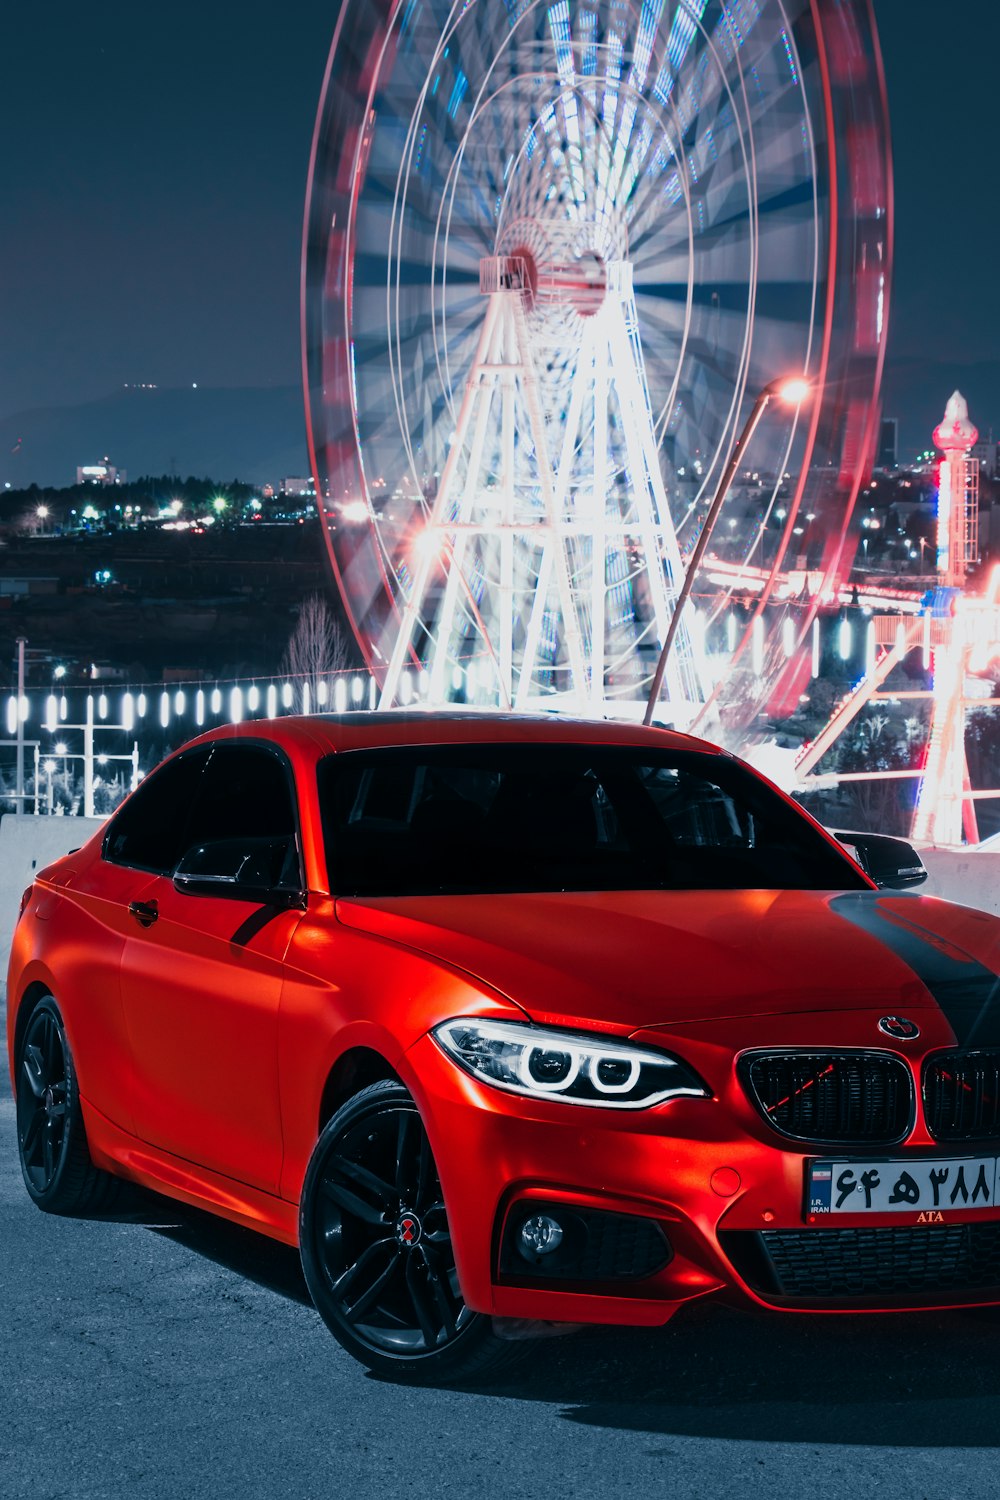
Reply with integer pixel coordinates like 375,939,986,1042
81,1096,300,1246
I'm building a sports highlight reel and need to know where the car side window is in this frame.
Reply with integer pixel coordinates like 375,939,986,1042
180,744,301,884
103,749,212,873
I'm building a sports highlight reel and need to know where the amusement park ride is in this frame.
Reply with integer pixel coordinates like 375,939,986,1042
301,0,999,844
795,392,1000,848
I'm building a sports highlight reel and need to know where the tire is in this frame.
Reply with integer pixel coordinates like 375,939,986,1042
15,993,124,1215
299,1079,527,1382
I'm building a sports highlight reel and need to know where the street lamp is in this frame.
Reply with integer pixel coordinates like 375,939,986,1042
643,376,812,725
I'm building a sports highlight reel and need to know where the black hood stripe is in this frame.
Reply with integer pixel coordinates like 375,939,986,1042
830,893,1000,1047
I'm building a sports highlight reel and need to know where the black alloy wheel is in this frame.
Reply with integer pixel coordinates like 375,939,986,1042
15,994,123,1214
299,1079,524,1381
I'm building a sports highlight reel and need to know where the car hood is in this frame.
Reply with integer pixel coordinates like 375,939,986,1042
336,887,1000,1039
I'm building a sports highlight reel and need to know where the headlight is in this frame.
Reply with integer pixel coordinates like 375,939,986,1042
432,1018,709,1110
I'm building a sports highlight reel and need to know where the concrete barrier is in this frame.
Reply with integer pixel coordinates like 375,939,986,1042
0,814,105,974
916,846,1000,919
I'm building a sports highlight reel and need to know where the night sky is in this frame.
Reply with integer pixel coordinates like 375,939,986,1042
3,2,996,451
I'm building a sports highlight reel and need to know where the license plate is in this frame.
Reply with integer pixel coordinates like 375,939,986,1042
808,1156,1000,1216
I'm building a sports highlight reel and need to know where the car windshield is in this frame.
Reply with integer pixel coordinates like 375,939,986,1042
317,743,867,897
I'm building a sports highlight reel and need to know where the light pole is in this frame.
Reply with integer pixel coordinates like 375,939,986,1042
643,377,811,726
42,759,55,816
41,692,139,818
15,637,26,809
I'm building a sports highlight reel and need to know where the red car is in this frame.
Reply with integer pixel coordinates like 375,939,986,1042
9,713,1000,1381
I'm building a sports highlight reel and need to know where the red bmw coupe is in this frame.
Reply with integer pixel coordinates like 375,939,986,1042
9,713,1000,1380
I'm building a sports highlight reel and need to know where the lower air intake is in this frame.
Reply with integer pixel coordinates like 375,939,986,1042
723,1223,1000,1301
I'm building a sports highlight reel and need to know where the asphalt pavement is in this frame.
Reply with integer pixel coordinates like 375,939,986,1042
3,1003,1000,1500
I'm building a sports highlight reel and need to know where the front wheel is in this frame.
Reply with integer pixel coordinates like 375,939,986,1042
299,1079,524,1381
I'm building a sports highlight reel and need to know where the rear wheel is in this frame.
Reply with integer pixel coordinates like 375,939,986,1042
299,1079,525,1381
15,993,123,1215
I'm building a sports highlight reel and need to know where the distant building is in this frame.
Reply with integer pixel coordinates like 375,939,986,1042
77,458,125,486
972,430,997,480
280,477,315,496
0,576,59,597
876,417,898,470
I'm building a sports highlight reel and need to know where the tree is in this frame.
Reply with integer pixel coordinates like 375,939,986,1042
281,594,353,703
833,707,918,836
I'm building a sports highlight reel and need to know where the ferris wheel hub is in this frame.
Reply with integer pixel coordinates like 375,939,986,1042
479,253,631,318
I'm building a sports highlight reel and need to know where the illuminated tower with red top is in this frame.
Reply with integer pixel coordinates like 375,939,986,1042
911,392,983,845
932,391,979,586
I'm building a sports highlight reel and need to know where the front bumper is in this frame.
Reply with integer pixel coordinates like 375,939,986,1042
401,1034,1000,1323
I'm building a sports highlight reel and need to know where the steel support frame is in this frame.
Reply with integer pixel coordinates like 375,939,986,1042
379,256,700,717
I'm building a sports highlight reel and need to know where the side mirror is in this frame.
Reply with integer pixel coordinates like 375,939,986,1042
831,829,928,890
174,836,305,907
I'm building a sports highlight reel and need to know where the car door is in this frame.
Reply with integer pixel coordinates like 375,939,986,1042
118,741,305,1193
80,746,214,1131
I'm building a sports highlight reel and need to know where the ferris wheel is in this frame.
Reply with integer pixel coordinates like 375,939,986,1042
303,0,891,720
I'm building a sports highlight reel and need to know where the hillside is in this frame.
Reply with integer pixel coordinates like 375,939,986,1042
1,385,309,490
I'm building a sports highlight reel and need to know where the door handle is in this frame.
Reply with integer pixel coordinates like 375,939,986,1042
128,899,159,928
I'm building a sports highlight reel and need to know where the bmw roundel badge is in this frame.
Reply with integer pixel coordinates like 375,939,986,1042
878,1016,920,1040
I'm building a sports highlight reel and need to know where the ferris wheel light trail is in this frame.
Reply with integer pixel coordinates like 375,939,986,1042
643,375,810,727
304,0,892,727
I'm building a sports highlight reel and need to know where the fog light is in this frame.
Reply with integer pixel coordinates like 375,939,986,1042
518,1214,564,1260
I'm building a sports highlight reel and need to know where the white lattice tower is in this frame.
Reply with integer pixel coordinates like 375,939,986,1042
379,254,703,716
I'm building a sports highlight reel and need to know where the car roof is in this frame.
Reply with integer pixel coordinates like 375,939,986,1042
179,710,724,760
